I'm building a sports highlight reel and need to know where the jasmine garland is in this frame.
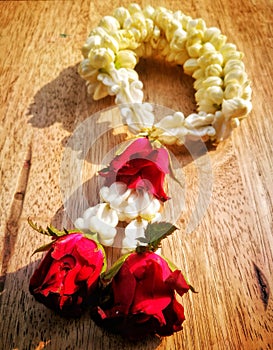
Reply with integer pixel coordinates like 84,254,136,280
78,3,252,143
29,3,253,341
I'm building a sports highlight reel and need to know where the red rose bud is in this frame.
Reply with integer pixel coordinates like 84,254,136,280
29,233,105,317
99,137,170,202
92,252,190,340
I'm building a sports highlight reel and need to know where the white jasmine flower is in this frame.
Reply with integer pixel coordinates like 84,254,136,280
173,50,190,65
183,58,199,75
187,43,203,58
199,42,216,55
241,83,252,100
170,28,187,51
224,69,248,85
89,47,115,69
78,59,99,83
89,216,117,246
206,86,224,105
113,7,130,27
224,59,245,74
210,34,227,50
128,3,142,14
119,189,162,222
78,4,252,143
100,34,119,54
223,50,244,63
121,218,148,253
150,25,161,49
153,111,216,144
119,102,154,133
202,76,223,88
186,29,203,47
192,68,205,80
193,77,205,91
74,203,119,246
198,52,223,69
100,182,162,222
81,35,102,58
73,217,86,232
224,83,242,99
100,182,132,209
222,98,252,119
197,100,218,114
143,5,155,19
205,64,222,77
203,27,221,42
115,50,138,69
99,15,120,32
187,18,206,32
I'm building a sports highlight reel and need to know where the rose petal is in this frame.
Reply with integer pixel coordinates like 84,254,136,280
62,262,82,295
75,237,101,264
51,234,82,260
165,270,190,296
132,298,169,325
29,233,105,316
148,148,170,174
110,138,152,171
157,298,185,336
111,263,136,315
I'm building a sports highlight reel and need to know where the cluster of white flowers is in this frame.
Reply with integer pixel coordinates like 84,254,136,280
74,182,162,252
79,3,252,143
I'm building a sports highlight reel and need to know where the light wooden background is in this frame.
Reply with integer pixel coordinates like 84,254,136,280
0,0,273,349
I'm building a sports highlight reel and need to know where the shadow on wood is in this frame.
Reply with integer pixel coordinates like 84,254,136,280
0,262,162,350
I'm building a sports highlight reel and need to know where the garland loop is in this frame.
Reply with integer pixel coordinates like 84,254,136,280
28,4,252,340
79,3,252,143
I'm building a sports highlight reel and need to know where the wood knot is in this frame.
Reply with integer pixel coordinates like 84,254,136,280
253,262,270,310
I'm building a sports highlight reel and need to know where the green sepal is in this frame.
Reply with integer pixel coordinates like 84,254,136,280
28,218,98,256
137,222,178,251
161,255,180,272
82,232,107,274
161,254,198,293
28,218,48,235
82,231,99,242
101,252,131,282
135,245,149,254
98,166,109,174
47,225,67,237
98,244,107,275
189,284,198,293
31,241,55,256
28,218,68,238
28,217,66,255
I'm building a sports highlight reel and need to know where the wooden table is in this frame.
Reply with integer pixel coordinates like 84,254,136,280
0,1,272,349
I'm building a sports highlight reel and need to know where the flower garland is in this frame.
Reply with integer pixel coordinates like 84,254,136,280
29,3,252,341
78,3,252,142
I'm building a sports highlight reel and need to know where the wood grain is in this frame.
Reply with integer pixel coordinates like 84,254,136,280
0,0,273,349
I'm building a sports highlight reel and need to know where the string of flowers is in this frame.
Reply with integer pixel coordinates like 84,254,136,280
78,3,252,142
28,3,252,341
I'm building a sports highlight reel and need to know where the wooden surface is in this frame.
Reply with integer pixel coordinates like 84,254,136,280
0,0,273,349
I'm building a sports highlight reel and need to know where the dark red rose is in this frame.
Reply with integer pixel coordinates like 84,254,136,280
92,252,190,339
29,233,105,317
99,137,170,202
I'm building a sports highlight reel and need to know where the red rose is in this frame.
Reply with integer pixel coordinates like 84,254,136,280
92,252,190,339
29,233,105,317
99,137,170,202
